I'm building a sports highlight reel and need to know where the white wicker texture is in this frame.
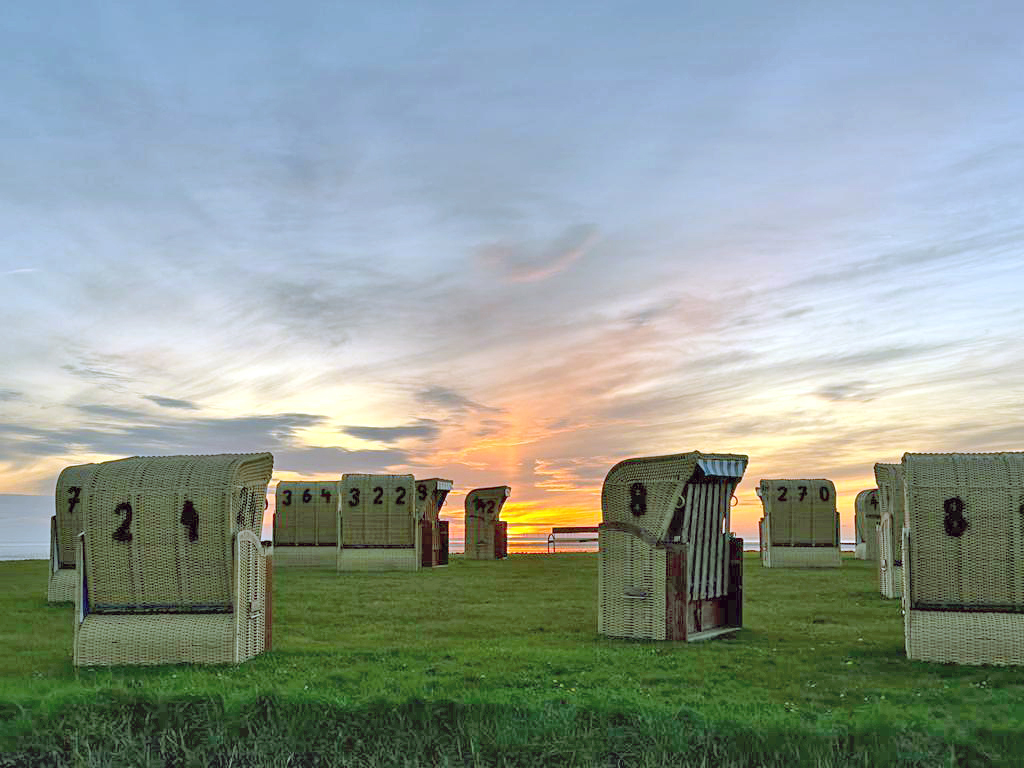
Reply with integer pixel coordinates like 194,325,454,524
271,545,337,568
48,463,98,602
757,479,840,568
464,486,511,560
902,452,1024,665
273,480,338,547
337,474,418,571
854,489,881,561
874,463,905,598
73,453,273,666
598,452,748,641
415,478,453,567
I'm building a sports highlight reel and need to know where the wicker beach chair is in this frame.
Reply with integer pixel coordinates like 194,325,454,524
337,474,419,571
598,452,747,641
73,453,273,666
901,452,1024,665
757,479,841,568
874,463,904,598
48,463,96,603
272,480,338,567
415,478,453,567
464,486,511,560
854,489,881,561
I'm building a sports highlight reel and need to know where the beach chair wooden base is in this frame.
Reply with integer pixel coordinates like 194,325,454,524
762,545,841,568
905,610,1024,665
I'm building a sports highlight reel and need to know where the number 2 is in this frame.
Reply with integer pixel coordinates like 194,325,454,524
395,487,406,505
373,486,384,504
113,502,133,542
777,486,788,502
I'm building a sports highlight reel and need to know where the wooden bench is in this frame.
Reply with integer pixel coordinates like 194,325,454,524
546,526,599,553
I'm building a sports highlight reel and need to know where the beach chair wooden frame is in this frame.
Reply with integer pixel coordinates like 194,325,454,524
48,463,96,603
464,486,511,560
757,478,840,568
415,478,453,567
598,452,747,641
874,463,904,598
272,480,338,567
337,474,419,571
901,452,1024,665
854,489,881,561
73,453,273,666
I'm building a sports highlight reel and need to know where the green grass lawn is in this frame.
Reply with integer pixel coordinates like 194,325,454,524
1,554,1021,766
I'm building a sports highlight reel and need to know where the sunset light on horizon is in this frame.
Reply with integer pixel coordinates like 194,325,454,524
2,1,1023,556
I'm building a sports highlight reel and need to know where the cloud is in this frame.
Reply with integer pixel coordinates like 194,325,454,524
274,446,411,475
0,390,22,401
813,380,878,402
477,224,597,283
145,395,199,410
416,386,501,414
341,420,440,443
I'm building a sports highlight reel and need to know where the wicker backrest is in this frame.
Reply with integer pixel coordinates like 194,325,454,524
602,453,699,540
54,463,97,568
339,474,416,547
415,478,453,524
874,463,905,535
464,486,511,559
81,453,273,612
273,480,339,546
903,452,1024,610
758,479,838,546
854,489,880,546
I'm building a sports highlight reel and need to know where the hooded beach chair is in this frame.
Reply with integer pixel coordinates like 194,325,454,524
415,478,453,567
337,474,419,571
272,480,338,567
874,463,904,598
464,486,511,560
73,453,274,666
598,452,747,641
854,489,881,561
48,463,97,603
901,452,1024,665
757,479,840,568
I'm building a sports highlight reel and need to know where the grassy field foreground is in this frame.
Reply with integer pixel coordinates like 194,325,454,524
1,553,1022,766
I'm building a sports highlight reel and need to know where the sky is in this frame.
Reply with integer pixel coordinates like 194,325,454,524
1,1,1023,554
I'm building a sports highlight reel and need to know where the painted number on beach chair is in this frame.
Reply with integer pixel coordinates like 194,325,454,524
67,486,82,515
113,502,133,542
629,483,647,517
282,490,292,506
417,484,428,502
777,486,788,502
348,488,360,506
320,488,332,503
180,500,199,542
798,485,807,501
944,497,967,537
302,488,312,503
395,487,406,505
474,498,496,515
819,486,830,502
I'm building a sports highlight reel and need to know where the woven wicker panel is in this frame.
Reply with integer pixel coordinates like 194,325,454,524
854,489,881,561
339,474,416,548
764,546,841,568
415,479,453,565
47,563,77,603
874,463,905,563
903,452,1024,611
81,453,273,611
878,514,902,598
272,546,337,568
76,613,237,666
758,479,838,547
464,486,511,560
336,547,419,572
234,530,266,663
602,454,699,540
598,526,667,640
905,609,1024,665
274,481,338,546
55,463,97,568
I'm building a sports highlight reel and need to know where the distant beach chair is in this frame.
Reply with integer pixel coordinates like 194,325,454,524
337,474,419,571
73,453,273,666
901,452,1024,665
272,480,338,567
598,452,748,641
757,479,841,568
48,463,96,603
874,463,904,598
415,478,453,567
854,489,881,561
464,486,511,560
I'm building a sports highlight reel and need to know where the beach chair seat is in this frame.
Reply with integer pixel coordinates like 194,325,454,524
757,479,840,568
874,463,904,598
415,478,453,567
272,480,338,567
48,463,97,603
73,452,273,666
464,486,511,560
337,474,419,571
598,452,747,641
901,452,1024,665
854,489,881,561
